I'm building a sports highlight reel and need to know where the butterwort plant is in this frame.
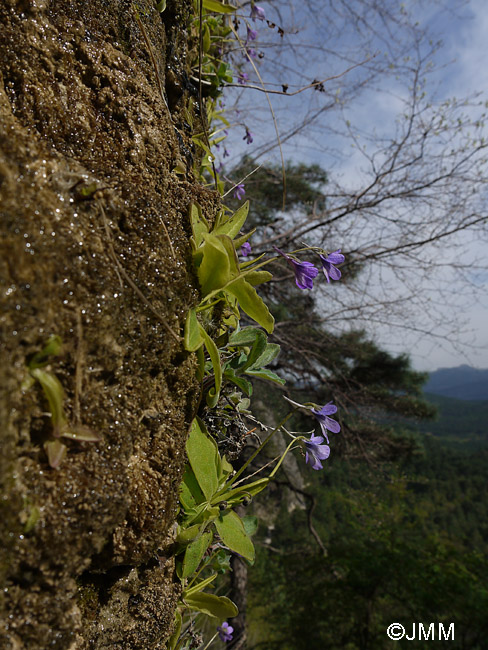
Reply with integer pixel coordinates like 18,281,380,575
273,246,319,290
312,402,341,441
305,435,330,470
240,241,252,256
319,249,345,282
173,7,347,642
218,622,234,642
282,397,341,469
273,245,346,290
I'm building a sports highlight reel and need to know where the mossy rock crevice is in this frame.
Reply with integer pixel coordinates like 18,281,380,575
0,1,214,647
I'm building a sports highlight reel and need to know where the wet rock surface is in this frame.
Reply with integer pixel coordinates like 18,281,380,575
0,1,215,647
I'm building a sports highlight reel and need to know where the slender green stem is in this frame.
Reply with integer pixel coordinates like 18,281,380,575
196,298,224,313
226,409,297,488
289,246,322,255
232,454,281,487
186,548,219,590
269,438,303,478
202,632,219,650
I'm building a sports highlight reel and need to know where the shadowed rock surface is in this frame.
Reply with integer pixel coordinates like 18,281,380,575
0,0,215,647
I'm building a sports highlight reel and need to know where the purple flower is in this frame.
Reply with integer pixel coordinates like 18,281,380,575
319,249,345,283
233,183,246,200
311,402,341,442
218,622,234,642
250,4,266,21
223,147,230,158
245,47,258,60
304,434,330,470
238,71,250,85
243,128,254,144
273,246,319,290
241,241,252,256
247,26,258,41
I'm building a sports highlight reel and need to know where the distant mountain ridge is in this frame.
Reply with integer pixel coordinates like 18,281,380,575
424,365,488,401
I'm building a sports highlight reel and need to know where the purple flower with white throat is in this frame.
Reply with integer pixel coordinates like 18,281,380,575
250,4,265,21
233,183,246,200
305,434,330,470
273,246,319,290
240,241,252,256
217,622,234,642
311,402,341,442
319,249,345,283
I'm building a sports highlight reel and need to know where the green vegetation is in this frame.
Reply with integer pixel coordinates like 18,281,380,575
170,7,348,647
247,434,488,649
222,157,488,649
170,5,488,648
417,393,488,451
23,336,101,468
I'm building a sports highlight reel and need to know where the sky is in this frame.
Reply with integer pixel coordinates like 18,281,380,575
219,0,488,372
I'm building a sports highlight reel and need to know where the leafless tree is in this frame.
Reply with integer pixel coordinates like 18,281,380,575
221,0,487,362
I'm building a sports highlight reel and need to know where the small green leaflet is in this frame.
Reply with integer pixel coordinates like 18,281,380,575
28,334,62,369
244,269,273,286
184,308,204,352
226,277,275,334
186,419,220,500
214,510,255,562
228,327,263,347
183,591,238,622
180,465,205,511
213,201,249,239
247,343,281,371
202,0,236,14
242,515,258,537
223,368,253,396
240,329,267,371
44,439,67,469
176,523,201,544
182,531,213,578
245,368,286,385
190,203,209,249
196,234,234,298
30,368,67,433
198,324,222,407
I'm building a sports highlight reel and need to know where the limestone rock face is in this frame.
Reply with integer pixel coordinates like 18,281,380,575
0,1,214,647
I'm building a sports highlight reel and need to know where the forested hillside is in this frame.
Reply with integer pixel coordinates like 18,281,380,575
247,432,488,649
424,366,488,400
418,393,488,450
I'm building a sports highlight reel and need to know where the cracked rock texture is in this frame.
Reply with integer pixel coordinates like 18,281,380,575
0,0,216,647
